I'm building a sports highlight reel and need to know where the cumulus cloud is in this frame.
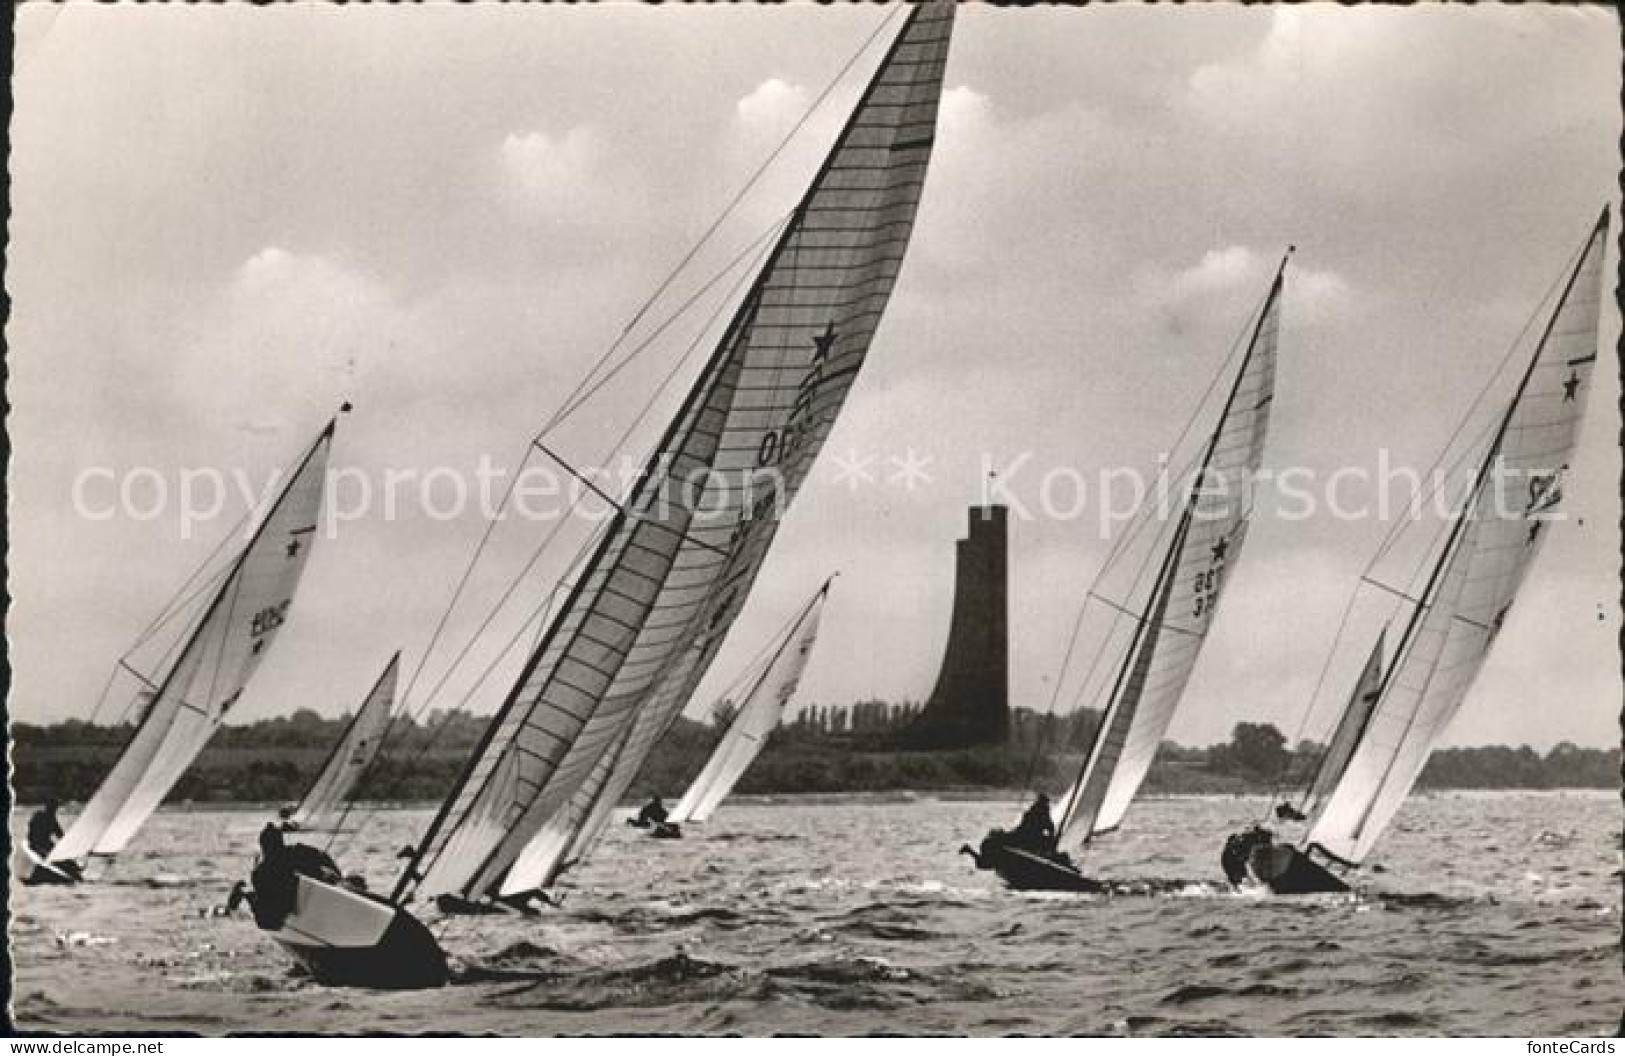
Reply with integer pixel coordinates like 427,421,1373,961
498,125,609,220
735,77,809,135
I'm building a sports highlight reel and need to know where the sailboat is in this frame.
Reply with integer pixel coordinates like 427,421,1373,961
1231,208,1608,895
280,653,400,833
667,577,831,827
963,255,1285,893
251,1,954,988
27,412,340,884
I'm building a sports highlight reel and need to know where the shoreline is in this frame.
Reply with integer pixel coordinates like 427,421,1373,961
8,786,1617,814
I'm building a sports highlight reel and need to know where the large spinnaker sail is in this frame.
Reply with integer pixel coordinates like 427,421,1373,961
288,653,401,831
403,2,955,903
1056,263,1283,846
1301,630,1385,817
1305,210,1607,866
670,585,828,824
54,423,335,860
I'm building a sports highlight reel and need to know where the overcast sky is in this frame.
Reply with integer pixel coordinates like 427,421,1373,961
10,4,1620,751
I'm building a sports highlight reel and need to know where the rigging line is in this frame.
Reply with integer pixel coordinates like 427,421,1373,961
1362,229,1588,578
531,441,737,561
124,507,253,654
347,219,782,865
540,214,791,437
309,656,398,850
1020,401,1225,792
1039,261,1281,731
328,591,560,859
1084,248,1287,590
1337,212,1604,848
1061,250,1289,844
1054,411,1218,730
1366,412,1501,582
1261,493,1457,819
386,99,787,739
393,445,536,719
84,420,336,839
94,546,243,726
403,214,776,733
705,581,824,721
533,5,905,439
682,580,830,807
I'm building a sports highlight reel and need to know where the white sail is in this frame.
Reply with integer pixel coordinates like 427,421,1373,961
1306,210,1607,866
1302,630,1385,816
503,581,832,895
54,422,336,860
1057,263,1283,845
670,586,827,824
288,653,400,831
499,719,633,896
403,1,955,903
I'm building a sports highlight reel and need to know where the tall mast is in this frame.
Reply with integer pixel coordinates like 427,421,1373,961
1340,207,1608,844
1059,252,1290,840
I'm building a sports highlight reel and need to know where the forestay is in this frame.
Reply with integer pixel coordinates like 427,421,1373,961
1057,263,1283,845
54,422,335,860
1306,210,1607,866
403,0,955,903
288,653,400,831
670,583,828,824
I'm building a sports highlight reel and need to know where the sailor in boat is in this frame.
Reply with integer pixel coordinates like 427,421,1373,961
23,799,82,884
1011,794,1057,852
276,804,300,832
28,800,64,857
226,823,344,929
630,796,669,828
1220,823,1275,888
962,794,1065,868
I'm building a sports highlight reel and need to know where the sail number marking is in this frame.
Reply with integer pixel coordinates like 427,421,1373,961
1192,568,1222,618
250,599,291,638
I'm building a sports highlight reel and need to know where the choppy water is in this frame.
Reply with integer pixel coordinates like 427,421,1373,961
10,792,1621,1035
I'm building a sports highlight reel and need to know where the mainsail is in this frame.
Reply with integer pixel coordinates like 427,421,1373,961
54,420,336,860
1300,630,1385,816
398,1,955,903
1056,259,1284,845
1305,209,1608,866
287,653,401,831
670,580,829,823
499,580,829,895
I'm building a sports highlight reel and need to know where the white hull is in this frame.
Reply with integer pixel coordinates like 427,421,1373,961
261,875,448,989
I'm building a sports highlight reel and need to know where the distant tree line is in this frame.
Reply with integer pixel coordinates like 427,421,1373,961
10,706,1618,807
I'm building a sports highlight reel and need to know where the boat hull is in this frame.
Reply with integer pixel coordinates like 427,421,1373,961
13,845,80,886
1249,844,1349,895
263,875,449,989
973,843,1104,894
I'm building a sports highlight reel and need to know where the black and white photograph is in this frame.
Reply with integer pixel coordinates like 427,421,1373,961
5,1,1622,1038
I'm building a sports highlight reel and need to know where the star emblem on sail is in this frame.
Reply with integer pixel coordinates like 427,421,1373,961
389,0,958,909
1285,207,1609,876
1051,251,1287,851
52,415,339,862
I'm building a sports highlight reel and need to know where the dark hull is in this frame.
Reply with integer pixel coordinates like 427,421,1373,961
983,845,1104,894
14,846,80,886
1250,845,1349,895
264,876,450,989
277,910,449,989
649,822,682,840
